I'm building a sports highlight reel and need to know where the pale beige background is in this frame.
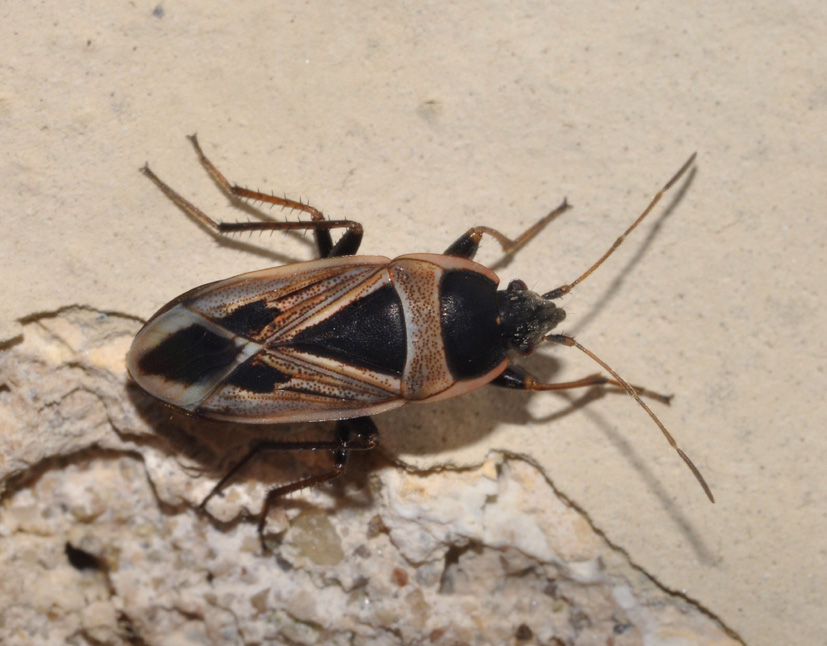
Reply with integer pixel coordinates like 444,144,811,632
1,2,824,645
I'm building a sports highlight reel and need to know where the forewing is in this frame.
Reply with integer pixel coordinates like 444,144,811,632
128,256,406,422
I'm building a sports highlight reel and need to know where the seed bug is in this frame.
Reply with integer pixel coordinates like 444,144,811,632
128,136,713,538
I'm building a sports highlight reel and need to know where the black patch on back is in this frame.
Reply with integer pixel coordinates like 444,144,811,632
227,356,291,393
218,300,277,338
138,324,241,384
291,284,407,375
440,269,505,379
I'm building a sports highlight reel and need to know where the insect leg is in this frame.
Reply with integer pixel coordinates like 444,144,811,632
253,417,378,542
199,417,378,510
490,365,673,404
197,417,378,544
189,134,367,258
443,199,570,259
141,135,364,258
493,360,713,503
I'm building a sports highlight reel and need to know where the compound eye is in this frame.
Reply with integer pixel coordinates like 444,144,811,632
508,279,528,292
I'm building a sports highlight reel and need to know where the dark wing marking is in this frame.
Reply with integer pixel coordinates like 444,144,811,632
137,256,409,423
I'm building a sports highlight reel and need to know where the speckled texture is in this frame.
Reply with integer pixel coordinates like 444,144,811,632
0,310,737,644
2,3,825,645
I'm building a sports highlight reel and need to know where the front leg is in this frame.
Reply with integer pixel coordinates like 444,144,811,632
443,199,569,260
491,364,672,404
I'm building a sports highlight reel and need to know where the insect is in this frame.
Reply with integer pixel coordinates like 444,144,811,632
128,135,713,536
